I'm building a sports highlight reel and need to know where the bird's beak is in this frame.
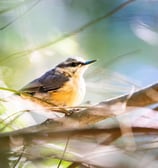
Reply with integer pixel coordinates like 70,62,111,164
84,60,96,65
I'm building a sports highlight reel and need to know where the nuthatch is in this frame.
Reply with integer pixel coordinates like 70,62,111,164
21,57,96,106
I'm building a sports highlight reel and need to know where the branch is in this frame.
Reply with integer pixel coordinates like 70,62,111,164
0,82,157,145
0,82,158,135
101,82,158,107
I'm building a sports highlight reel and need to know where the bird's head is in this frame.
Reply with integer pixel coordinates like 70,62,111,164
56,57,96,77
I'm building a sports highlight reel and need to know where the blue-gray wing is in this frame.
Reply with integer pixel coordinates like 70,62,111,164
20,69,69,94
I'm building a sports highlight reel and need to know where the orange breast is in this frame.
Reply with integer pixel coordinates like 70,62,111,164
46,76,85,106
49,89,77,106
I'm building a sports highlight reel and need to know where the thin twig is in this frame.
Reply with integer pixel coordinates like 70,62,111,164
0,0,33,14
0,0,42,30
1,0,136,64
0,110,26,131
105,49,140,67
57,137,70,168
0,87,20,94
13,145,25,168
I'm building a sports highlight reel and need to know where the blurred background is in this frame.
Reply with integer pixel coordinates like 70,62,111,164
0,0,158,104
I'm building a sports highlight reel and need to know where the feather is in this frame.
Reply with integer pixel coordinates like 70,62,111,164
21,69,69,94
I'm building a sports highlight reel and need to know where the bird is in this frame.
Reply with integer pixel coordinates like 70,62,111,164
20,57,96,107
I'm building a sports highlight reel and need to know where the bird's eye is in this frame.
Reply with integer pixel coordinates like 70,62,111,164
70,62,78,67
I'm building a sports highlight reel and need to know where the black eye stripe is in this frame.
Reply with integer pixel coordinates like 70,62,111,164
69,62,80,67
57,61,84,68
